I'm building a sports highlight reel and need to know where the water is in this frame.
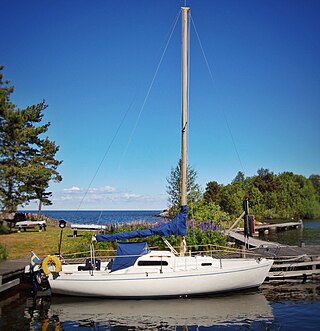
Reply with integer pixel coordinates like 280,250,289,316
0,282,319,330
2,212,319,329
25,210,163,225
260,219,320,246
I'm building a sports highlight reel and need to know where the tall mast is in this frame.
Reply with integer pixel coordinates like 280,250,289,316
181,6,189,208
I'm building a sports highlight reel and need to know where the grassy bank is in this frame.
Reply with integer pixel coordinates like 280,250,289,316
0,226,93,260
0,219,227,261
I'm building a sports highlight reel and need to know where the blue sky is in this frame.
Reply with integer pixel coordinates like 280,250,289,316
2,0,319,210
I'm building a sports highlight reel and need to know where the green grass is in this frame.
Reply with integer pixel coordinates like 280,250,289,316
0,223,228,260
0,226,99,259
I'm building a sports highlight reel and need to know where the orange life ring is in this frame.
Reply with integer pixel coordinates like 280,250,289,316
42,255,62,275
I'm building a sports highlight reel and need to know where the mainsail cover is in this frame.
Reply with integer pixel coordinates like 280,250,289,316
110,242,149,272
96,205,188,242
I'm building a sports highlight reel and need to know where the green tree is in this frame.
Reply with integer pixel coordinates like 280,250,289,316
219,182,246,217
0,67,62,212
205,169,320,220
23,138,62,219
203,181,221,204
189,199,230,224
309,175,320,201
254,168,278,193
166,159,202,215
232,171,245,184
0,66,14,119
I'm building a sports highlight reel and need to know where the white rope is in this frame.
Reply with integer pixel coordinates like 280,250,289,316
77,98,135,210
190,14,246,174
119,11,181,164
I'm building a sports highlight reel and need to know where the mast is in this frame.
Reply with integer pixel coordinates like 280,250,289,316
181,6,189,208
180,6,190,255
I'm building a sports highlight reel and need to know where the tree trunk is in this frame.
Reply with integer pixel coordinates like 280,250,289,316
37,199,42,221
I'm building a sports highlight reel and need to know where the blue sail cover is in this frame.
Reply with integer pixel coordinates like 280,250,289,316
111,242,149,272
96,205,188,242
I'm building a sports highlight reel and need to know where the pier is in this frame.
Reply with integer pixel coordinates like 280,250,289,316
255,221,303,235
226,227,320,280
227,230,279,249
0,258,28,293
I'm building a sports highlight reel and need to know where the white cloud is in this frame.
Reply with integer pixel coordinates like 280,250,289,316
28,184,167,210
63,186,81,192
88,186,117,194
62,185,117,194
123,193,141,199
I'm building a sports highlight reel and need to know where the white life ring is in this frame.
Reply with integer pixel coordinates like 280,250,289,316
42,255,62,275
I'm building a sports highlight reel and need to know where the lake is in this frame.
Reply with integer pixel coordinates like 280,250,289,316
0,281,319,330
2,211,319,330
26,209,163,225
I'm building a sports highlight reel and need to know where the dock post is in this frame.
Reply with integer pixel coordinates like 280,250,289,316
241,246,246,258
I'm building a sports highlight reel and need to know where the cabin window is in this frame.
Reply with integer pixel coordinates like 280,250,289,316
138,261,169,266
201,263,212,266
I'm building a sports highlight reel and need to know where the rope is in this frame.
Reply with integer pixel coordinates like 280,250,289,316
190,14,246,175
76,98,135,210
119,10,181,165
77,10,183,208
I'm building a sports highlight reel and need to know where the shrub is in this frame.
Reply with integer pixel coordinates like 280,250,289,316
0,225,11,235
0,244,8,261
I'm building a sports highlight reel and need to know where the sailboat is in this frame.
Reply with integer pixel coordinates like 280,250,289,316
44,6,273,298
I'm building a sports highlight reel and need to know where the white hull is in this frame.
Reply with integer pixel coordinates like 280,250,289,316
48,251,273,298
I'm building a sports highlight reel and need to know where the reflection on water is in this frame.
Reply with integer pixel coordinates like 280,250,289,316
261,219,320,246
2,281,320,330
49,292,273,329
1,290,274,330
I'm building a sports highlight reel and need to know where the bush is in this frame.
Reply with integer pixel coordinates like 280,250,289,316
0,244,8,261
0,225,11,235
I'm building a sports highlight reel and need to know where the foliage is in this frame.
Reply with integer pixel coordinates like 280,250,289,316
166,159,202,215
94,215,227,252
309,175,320,201
0,244,8,261
0,224,11,234
204,168,320,220
189,200,230,224
0,66,62,212
232,171,245,184
0,244,8,262
203,181,221,204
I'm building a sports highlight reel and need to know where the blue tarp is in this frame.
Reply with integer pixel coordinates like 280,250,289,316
111,242,149,272
96,205,188,242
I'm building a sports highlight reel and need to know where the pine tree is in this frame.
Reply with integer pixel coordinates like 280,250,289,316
0,66,62,212
166,159,202,215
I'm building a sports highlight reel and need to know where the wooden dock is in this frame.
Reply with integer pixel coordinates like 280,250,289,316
226,230,320,280
227,230,280,249
0,258,28,293
255,221,303,235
